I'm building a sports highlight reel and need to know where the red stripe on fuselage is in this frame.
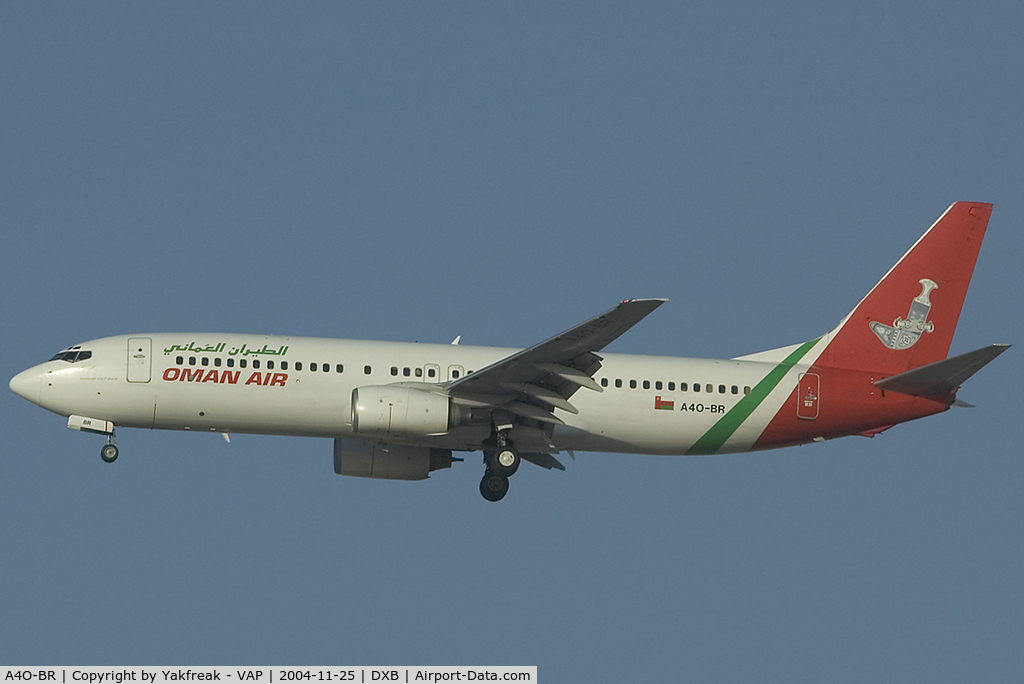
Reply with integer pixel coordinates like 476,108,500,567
752,365,951,450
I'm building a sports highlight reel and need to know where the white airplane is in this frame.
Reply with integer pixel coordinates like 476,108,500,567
10,202,1009,501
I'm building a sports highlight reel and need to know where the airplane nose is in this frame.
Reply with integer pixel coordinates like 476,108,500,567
9,367,41,405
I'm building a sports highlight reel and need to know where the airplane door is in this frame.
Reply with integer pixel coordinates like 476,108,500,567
424,364,440,382
447,364,464,381
797,372,819,420
127,337,152,383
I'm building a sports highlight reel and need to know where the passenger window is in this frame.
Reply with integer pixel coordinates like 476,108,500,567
629,380,637,389
227,358,234,368
615,379,622,388
680,383,687,391
655,381,662,390
295,362,302,371
719,385,726,394
668,382,675,391
391,366,398,376
642,380,650,390
240,359,247,368
415,368,422,377
601,378,608,387
253,360,260,369
337,364,344,373
706,384,713,393
694,383,700,393
189,357,196,366
281,361,288,371
364,365,372,375
744,386,751,395
176,356,183,365
731,385,738,394
428,368,436,378
214,358,222,367
403,367,411,377
202,357,209,366
267,360,274,370
308,363,316,372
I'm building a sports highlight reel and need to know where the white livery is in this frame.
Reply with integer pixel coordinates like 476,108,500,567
9,203,1008,500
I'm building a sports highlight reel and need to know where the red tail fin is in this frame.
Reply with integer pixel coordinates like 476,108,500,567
817,202,992,376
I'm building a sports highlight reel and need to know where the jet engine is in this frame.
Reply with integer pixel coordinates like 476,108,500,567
351,386,468,438
333,438,452,481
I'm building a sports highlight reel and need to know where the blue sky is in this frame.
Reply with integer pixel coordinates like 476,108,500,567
2,3,1021,681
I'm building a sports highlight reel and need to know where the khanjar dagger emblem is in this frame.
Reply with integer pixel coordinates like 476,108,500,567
870,278,938,350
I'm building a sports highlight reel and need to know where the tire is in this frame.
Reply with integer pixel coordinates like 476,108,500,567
479,470,509,502
486,447,520,478
100,444,119,463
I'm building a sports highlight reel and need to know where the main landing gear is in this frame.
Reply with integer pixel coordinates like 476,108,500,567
479,468,510,502
100,432,119,463
479,434,521,502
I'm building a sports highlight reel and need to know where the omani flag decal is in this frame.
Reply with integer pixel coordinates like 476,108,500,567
654,396,674,410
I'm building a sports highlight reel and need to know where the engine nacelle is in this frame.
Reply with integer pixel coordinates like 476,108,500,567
333,438,452,481
351,385,459,438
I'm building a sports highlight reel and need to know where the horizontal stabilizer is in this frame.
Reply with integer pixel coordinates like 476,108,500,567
874,344,1009,396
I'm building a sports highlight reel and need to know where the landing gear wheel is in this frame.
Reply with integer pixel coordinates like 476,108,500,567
479,470,510,502
100,444,119,463
486,447,520,478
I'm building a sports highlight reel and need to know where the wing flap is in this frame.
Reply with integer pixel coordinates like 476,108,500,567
520,452,567,471
507,401,566,425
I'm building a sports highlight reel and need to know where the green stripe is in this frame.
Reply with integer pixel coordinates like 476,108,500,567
686,338,820,455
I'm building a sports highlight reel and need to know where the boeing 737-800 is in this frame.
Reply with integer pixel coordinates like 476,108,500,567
10,202,1008,501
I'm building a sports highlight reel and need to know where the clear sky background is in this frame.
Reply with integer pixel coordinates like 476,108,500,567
2,3,1021,681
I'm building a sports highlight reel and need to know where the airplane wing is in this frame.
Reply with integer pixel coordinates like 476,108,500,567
445,299,667,425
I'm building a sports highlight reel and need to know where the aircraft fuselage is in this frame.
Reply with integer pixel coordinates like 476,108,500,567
10,332,947,458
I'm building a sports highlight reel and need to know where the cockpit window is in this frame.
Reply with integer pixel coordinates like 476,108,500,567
49,347,92,363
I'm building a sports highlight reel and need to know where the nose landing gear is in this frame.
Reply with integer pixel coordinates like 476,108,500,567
100,432,118,463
